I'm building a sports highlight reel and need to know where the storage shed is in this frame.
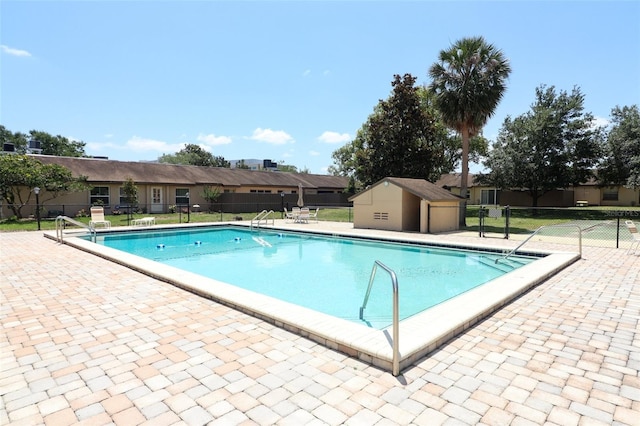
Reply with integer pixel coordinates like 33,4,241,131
349,177,464,233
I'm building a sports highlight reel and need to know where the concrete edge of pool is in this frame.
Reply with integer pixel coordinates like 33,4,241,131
45,224,581,375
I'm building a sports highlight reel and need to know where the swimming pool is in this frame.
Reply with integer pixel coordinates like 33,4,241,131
93,227,534,329
54,223,580,374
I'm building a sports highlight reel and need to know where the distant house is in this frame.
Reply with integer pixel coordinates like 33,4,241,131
230,159,278,171
4,155,350,218
349,177,463,233
435,173,496,205
436,173,639,207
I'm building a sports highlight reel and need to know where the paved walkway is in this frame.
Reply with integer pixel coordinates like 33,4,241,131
1,227,639,425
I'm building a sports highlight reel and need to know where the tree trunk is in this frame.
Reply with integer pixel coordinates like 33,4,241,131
459,127,470,227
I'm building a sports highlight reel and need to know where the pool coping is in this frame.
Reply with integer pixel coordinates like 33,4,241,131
45,223,581,375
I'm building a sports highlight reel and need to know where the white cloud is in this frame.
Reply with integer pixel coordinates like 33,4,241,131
1,44,32,57
249,128,294,145
126,136,183,153
309,150,320,156
303,69,311,77
317,131,351,144
197,133,232,146
592,115,610,129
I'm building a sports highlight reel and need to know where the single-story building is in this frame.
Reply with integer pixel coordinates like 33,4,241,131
436,173,640,207
2,155,350,218
349,177,464,233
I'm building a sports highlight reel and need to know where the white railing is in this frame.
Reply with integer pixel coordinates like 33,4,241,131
360,260,400,376
250,210,275,229
55,216,96,243
497,224,582,263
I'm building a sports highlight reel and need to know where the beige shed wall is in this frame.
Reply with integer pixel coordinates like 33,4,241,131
352,183,404,231
421,200,460,233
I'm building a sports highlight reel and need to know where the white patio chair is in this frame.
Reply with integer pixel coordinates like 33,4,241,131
298,207,310,223
308,207,320,223
284,207,295,222
89,206,111,229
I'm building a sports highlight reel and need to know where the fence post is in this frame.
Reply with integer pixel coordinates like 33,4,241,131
617,216,620,249
478,206,485,237
504,205,510,239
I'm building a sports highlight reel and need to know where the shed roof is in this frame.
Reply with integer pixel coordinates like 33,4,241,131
32,155,348,190
350,177,463,202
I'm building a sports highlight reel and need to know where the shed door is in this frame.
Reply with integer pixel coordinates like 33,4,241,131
151,187,163,213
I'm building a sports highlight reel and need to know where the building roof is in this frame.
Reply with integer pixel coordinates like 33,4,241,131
434,173,477,189
32,155,349,190
350,177,463,202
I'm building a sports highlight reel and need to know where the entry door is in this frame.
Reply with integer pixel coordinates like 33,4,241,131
151,187,163,213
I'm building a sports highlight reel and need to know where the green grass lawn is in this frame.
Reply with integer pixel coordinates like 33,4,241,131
465,205,640,236
2,205,637,234
0,207,355,232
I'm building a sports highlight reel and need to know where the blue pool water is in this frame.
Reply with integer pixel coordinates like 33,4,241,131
92,227,535,328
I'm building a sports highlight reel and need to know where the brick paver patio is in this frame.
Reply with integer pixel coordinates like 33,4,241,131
1,228,639,425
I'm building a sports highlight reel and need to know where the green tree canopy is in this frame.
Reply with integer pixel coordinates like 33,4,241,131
429,36,511,224
334,74,444,187
121,177,138,206
0,154,89,218
158,144,230,167
479,85,603,207
598,105,640,189
29,130,86,157
0,126,29,153
329,76,486,188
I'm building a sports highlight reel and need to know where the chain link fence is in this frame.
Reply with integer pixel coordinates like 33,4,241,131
471,206,640,249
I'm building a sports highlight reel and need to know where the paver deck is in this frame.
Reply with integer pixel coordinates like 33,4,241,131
1,224,639,425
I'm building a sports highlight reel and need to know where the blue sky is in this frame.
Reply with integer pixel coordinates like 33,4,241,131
2,1,639,175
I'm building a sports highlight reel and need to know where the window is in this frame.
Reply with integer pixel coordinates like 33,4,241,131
481,189,498,205
603,187,618,201
176,188,190,205
119,187,137,206
90,186,109,205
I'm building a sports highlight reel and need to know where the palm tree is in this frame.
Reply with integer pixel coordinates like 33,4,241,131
429,36,511,225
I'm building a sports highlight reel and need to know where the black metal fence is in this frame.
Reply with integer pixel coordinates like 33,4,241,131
474,206,640,248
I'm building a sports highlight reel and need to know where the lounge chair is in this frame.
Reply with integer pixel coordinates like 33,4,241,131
132,217,156,227
89,206,111,229
308,207,320,223
625,220,640,254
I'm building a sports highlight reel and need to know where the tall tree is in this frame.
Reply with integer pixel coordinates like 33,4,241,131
429,36,511,224
479,85,603,207
349,74,442,186
29,130,86,157
0,126,29,153
0,155,89,218
416,86,489,176
598,105,640,189
158,144,230,167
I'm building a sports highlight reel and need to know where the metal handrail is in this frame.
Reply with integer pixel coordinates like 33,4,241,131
359,260,400,376
55,215,96,243
250,210,275,229
496,224,582,264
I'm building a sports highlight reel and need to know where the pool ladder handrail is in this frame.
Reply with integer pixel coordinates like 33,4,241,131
496,223,582,264
359,260,400,376
55,215,96,243
250,209,275,229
